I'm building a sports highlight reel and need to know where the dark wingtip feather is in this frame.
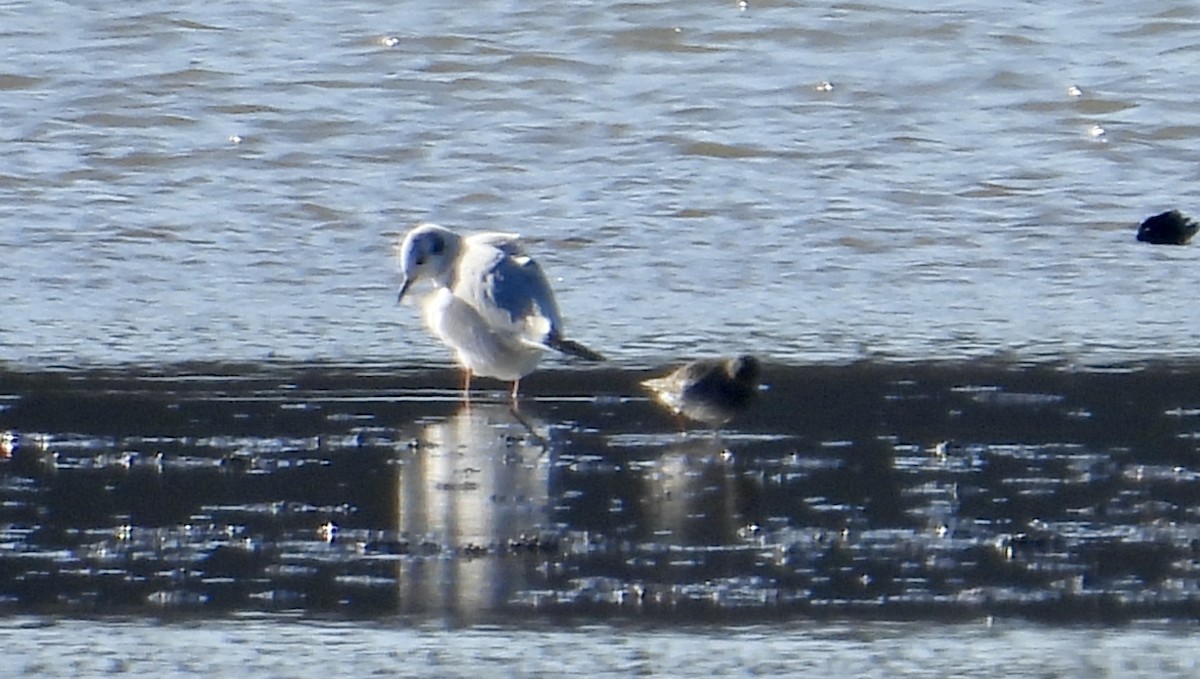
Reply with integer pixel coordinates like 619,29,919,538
549,337,605,362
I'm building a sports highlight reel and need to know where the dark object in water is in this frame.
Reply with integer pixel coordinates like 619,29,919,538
642,355,762,426
1136,210,1199,245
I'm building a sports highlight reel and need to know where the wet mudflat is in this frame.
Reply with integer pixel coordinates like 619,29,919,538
3,360,1200,624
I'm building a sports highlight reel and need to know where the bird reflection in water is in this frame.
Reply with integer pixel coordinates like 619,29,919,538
394,402,552,619
644,437,743,547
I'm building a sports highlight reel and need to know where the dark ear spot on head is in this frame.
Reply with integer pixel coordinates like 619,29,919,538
429,233,445,255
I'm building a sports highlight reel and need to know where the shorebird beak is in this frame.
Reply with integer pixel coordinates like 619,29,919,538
397,277,413,303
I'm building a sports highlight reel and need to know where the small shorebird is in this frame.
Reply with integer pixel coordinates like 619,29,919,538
395,223,604,400
642,355,762,427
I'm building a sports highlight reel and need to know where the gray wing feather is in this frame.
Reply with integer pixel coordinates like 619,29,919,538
491,255,563,328
455,241,563,346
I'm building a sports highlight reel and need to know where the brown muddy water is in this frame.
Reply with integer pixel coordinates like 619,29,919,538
3,360,1200,626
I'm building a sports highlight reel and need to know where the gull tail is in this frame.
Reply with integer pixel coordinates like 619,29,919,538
548,337,605,362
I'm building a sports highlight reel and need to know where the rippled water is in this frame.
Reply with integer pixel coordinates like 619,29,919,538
6,0,1200,671
4,616,1199,678
5,0,1200,369
6,362,1200,625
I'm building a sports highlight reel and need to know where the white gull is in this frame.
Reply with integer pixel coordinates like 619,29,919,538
396,222,604,399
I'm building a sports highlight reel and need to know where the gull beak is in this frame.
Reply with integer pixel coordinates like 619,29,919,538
397,277,413,303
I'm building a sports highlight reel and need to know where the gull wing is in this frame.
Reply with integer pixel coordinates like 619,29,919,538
454,239,564,348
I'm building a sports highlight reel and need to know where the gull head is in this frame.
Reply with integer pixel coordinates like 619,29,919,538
397,223,461,301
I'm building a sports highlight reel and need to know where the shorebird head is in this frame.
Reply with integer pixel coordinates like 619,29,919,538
729,355,762,385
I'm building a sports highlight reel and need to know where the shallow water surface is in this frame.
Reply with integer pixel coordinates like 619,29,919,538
4,0,1200,369
5,361,1200,625
6,0,1200,671
4,616,1199,678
